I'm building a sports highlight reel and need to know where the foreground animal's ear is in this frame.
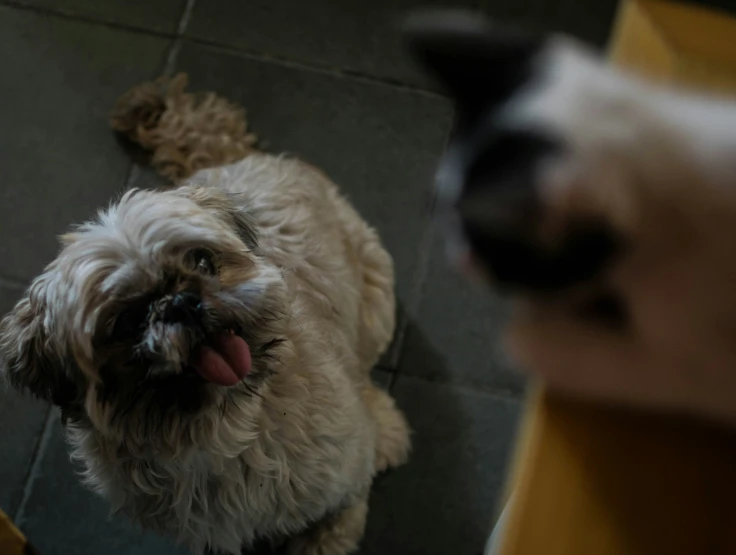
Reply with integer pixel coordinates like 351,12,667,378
179,186,258,250
0,279,78,408
403,11,542,120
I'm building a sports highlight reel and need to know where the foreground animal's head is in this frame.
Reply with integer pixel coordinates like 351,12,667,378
0,186,286,454
404,11,736,298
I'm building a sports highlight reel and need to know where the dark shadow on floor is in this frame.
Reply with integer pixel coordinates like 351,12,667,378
360,319,521,555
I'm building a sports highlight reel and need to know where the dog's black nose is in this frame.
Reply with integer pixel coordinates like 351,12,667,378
162,292,202,325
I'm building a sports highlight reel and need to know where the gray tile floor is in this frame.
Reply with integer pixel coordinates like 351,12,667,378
0,0,619,553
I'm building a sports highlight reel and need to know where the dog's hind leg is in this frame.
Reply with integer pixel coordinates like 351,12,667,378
363,385,411,473
337,201,409,472
286,496,369,555
349,218,396,373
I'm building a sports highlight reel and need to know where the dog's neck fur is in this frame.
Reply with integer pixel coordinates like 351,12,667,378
67,325,374,553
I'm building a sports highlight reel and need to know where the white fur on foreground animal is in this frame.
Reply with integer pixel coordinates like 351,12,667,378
406,12,736,425
0,77,410,555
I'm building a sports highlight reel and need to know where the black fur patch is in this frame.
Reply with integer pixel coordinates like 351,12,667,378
458,130,622,291
404,12,542,126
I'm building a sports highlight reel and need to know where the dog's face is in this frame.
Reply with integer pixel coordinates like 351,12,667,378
0,186,286,452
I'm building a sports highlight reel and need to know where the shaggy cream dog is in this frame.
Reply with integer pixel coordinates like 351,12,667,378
0,75,410,555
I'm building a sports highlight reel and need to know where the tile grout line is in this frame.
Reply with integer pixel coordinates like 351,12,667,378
388,115,455,378
0,0,446,99
176,0,197,36
163,0,197,76
122,0,196,190
182,35,446,99
0,0,173,38
13,406,56,527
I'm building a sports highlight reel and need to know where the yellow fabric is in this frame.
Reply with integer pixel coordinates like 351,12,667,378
0,509,28,555
609,0,736,92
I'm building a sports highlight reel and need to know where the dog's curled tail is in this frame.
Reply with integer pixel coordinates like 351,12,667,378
110,73,257,183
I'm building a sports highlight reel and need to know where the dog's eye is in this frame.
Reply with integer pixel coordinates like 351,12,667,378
112,304,149,339
189,249,216,276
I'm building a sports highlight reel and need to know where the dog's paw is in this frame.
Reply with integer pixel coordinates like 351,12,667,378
405,12,701,293
363,386,411,473
286,501,367,555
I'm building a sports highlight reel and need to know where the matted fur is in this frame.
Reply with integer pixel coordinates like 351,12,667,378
1,80,410,555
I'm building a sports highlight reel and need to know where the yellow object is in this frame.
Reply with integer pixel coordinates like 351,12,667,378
499,2,736,554
609,0,736,92
0,509,37,555
499,390,736,555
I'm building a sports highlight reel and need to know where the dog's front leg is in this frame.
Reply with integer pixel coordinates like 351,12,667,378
286,495,369,555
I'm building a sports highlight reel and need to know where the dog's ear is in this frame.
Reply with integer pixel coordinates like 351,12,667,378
178,186,258,251
403,11,542,121
0,278,78,408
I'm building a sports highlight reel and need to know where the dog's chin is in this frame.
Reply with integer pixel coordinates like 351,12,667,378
86,305,284,454
86,349,258,455
147,324,254,387
140,367,217,414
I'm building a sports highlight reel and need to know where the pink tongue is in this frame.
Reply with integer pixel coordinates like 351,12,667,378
193,334,252,387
